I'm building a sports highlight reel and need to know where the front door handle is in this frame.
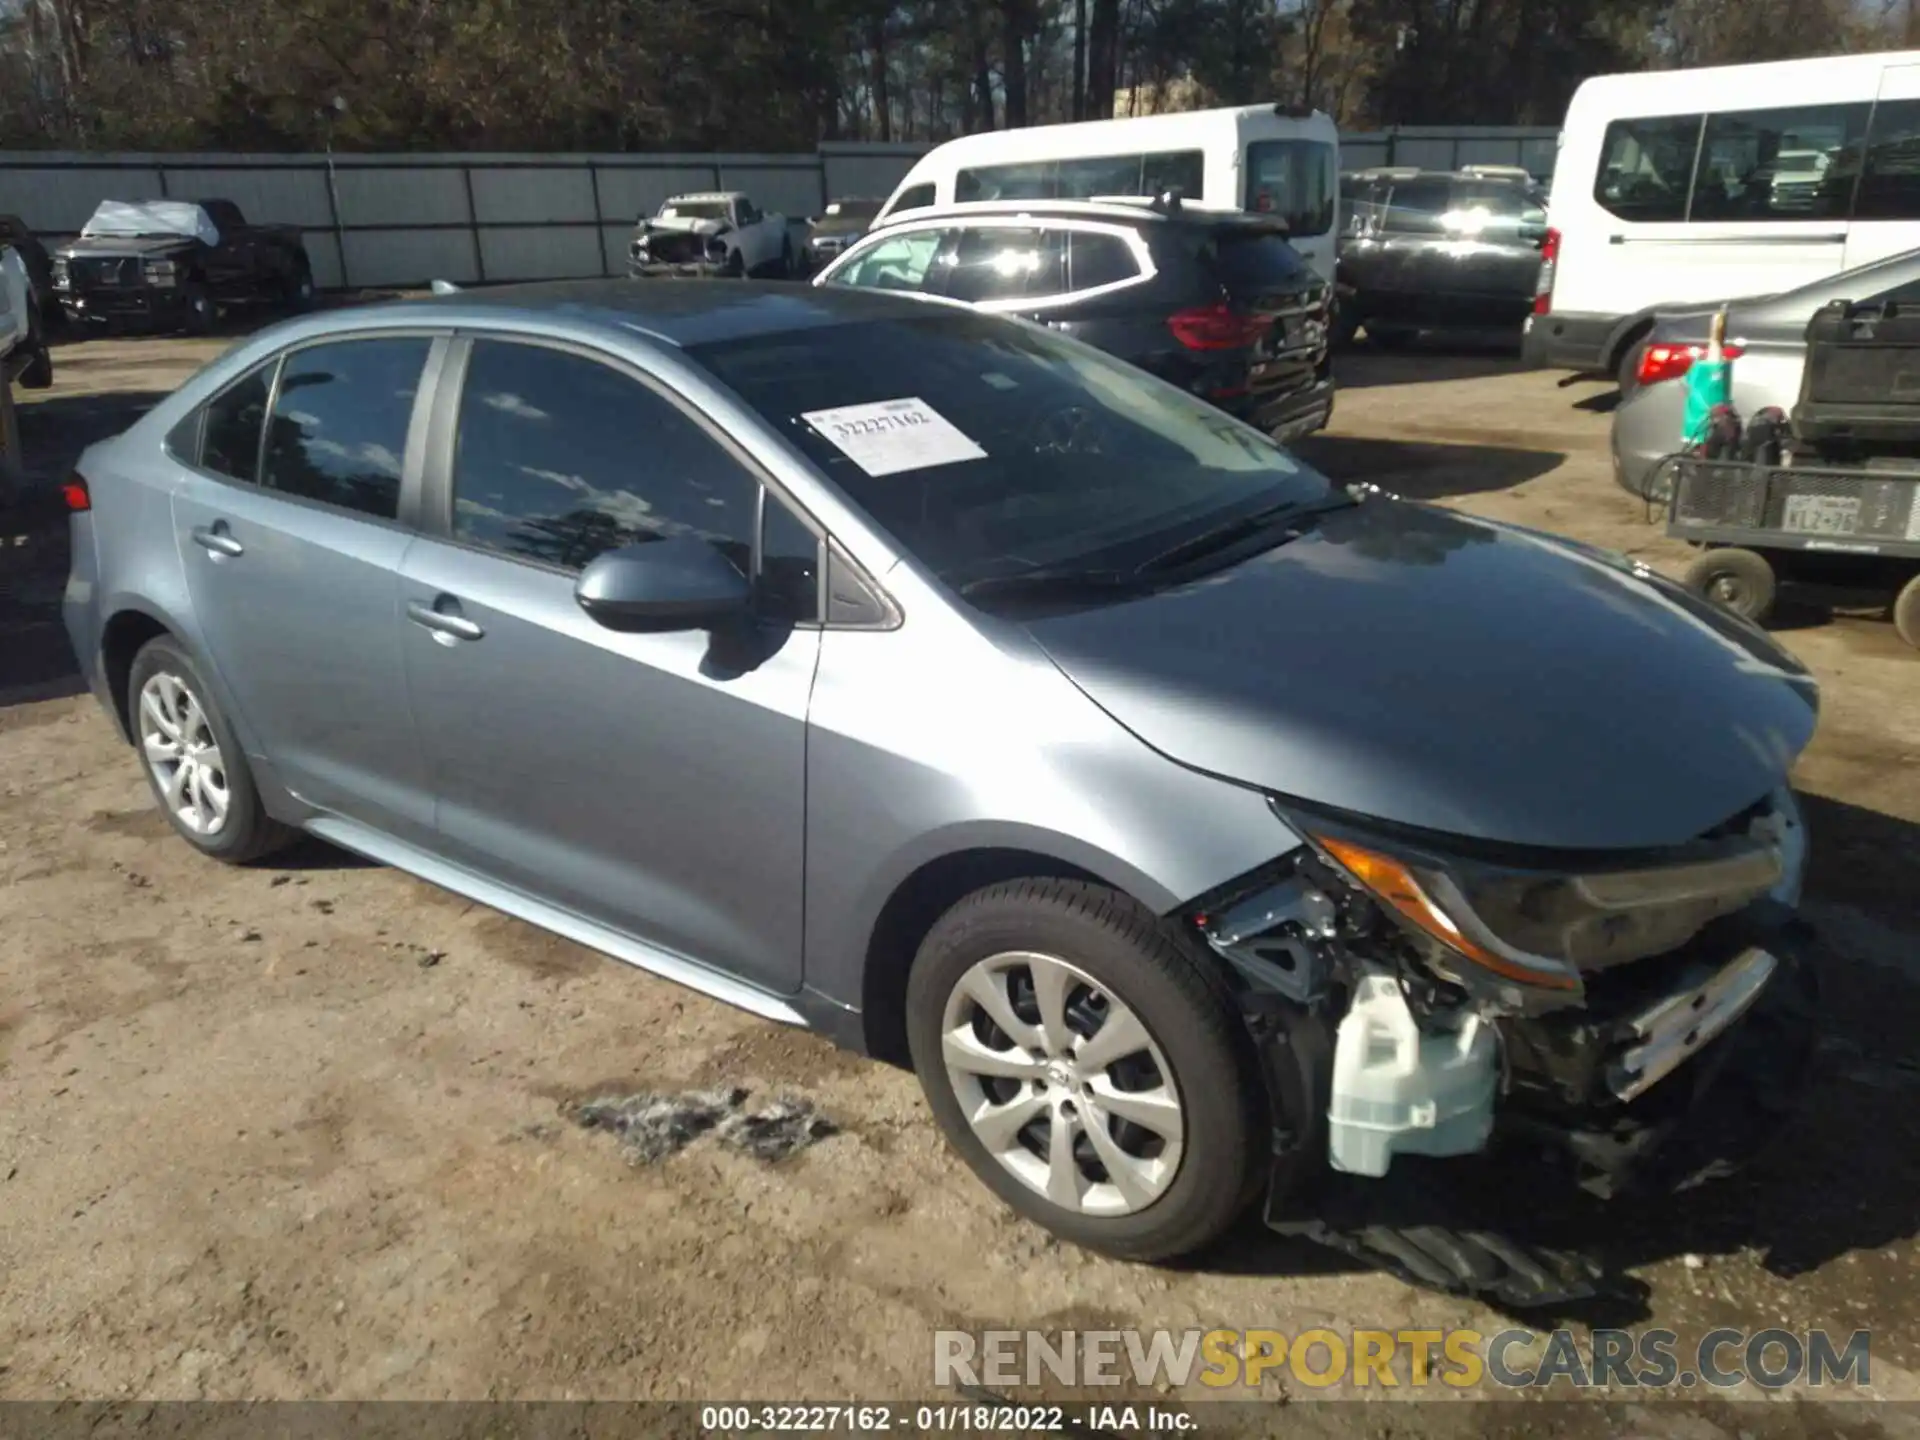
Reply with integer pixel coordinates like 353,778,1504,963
190,523,243,558
406,597,485,642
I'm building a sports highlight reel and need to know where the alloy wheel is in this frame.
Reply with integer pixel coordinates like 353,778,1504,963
940,950,1184,1216
137,671,231,836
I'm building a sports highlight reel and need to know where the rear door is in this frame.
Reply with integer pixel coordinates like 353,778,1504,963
169,334,442,841
937,225,1070,319
1843,66,1920,273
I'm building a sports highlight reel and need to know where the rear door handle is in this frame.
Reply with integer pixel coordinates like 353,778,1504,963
190,523,243,558
406,597,485,642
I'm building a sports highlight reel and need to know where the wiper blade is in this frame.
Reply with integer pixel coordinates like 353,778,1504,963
1131,490,1356,576
957,566,1139,600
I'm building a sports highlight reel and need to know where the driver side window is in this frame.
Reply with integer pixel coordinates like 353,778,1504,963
736,200,760,226
833,230,944,292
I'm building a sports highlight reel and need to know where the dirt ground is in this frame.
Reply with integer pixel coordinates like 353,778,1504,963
3,321,1919,1429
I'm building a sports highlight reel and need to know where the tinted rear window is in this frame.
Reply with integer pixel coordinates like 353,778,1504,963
1208,231,1313,292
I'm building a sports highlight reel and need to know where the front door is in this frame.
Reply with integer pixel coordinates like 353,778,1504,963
170,335,440,840
398,336,820,995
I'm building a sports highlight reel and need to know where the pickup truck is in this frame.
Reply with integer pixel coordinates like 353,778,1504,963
0,241,51,389
628,191,794,279
52,198,315,334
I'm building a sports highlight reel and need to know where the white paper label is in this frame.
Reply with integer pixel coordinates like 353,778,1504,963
800,397,987,477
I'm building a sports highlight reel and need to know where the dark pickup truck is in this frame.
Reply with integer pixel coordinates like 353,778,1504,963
52,198,315,333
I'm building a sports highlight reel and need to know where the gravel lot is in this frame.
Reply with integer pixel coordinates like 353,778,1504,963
2,322,1918,1429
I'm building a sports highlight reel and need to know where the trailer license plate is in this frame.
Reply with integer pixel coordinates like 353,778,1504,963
1783,494,1862,535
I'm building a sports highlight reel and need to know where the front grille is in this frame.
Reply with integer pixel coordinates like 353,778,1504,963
70,256,139,289
1668,459,1920,543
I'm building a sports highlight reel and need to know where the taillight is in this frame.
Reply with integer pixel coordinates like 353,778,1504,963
1532,227,1560,316
1635,341,1745,388
1167,303,1269,351
61,471,91,512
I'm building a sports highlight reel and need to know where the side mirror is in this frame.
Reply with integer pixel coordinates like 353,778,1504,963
573,536,751,633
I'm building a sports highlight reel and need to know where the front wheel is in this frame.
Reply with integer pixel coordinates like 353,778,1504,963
905,879,1264,1261
1682,546,1777,623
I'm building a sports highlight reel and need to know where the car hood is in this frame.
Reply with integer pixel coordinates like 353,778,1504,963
1020,498,1818,852
811,217,871,239
643,217,729,238
57,235,197,259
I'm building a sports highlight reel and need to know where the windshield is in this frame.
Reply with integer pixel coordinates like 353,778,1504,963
687,312,1333,591
662,200,731,221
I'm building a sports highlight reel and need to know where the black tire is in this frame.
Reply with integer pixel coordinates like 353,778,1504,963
905,878,1263,1262
1366,323,1414,350
181,282,215,336
127,636,295,864
1682,546,1777,624
779,238,795,278
284,255,316,312
722,249,746,279
1894,572,1920,651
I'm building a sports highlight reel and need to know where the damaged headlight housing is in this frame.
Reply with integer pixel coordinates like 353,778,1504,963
144,258,178,288
1280,796,1792,1010
52,256,69,289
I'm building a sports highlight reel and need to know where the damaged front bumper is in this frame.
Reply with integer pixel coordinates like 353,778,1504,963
1195,801,1821,1305
628,259,730,279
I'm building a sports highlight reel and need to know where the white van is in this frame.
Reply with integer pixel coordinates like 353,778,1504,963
877,104,1341,281
1527,48,1920,383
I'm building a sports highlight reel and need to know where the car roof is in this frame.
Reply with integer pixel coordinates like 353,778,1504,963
400,277,955,347
665,191,745,205
869,197,1288,233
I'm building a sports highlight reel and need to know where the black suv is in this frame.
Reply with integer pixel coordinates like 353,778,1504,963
813,197,1333,442
1334,168,1549,347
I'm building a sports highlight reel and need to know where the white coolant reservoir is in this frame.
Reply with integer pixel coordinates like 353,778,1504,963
1327,971,1498,1177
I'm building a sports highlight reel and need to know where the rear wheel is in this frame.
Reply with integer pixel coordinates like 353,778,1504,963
1682,546,1777,624
128,637,294,863
905,878,1263,1261
1894,573,1920,650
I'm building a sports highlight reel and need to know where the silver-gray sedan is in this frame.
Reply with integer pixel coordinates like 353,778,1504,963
1612,247,1920,499
63,280,1820,1294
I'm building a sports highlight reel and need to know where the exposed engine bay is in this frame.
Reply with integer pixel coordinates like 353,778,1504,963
1189,787,1820,1305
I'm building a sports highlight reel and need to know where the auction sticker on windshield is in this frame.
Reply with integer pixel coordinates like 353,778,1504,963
801,397,987,477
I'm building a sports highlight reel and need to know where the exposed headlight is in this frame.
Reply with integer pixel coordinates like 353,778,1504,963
144,259,178,288
1310,834,1582,996
1301,806,1789,1006
52,257,69,288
